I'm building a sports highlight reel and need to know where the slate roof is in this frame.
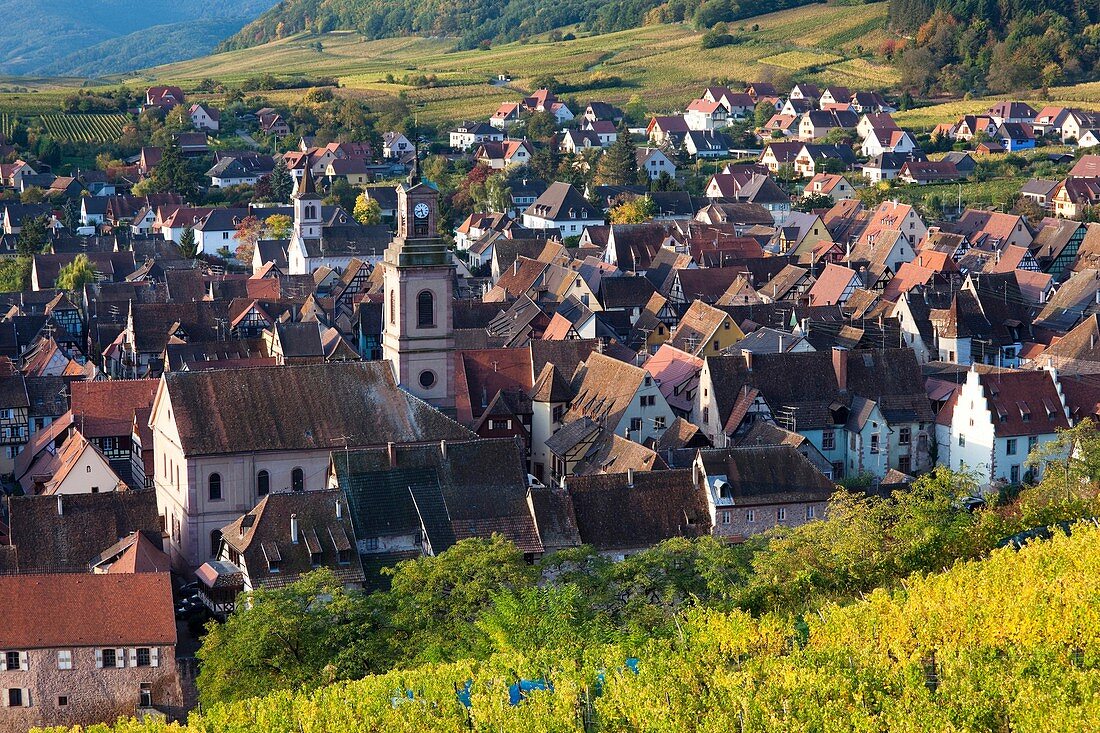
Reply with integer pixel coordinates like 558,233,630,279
568,469,711,550
5,491,161,574
221,490,365,589
337,438,542,554
698,445,835,505
162,362,472,456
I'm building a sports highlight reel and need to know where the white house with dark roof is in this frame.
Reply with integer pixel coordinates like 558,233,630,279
521,182,603,238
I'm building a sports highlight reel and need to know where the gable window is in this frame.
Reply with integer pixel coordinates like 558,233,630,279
338,548,351,564
257,470,270,496
870,434,880,454
416,291,435,328
208,473,222,501
822,430,835,450
654,416,666,430
629,417,643,434
291,467,305,492
640,395,656,407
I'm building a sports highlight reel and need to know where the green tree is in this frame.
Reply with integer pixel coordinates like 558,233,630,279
178,227,198,259
377,536,537,666
353,194,382,225
196,570,375,707
151,140,196,200
525,110,558,142
270,156,294,202
795,192,834,212
55,253,96,291
754,100,775,129
595,134,640,185
17,215,49,257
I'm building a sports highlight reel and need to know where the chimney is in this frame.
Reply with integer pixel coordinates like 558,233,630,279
440,439,448,459
832,346,848,392
387,441,397,468
743,348,753,371
57,495,63,516
335,499,343,519
627,468,635,487
290,513,299,543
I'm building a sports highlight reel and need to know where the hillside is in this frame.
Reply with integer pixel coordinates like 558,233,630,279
220,0,828,52
47,523,1100,732
0,0,277,77
129,3,897,125
888,0,1100,94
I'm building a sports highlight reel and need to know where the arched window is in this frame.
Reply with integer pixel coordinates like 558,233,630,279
417,290,434,328
305,204,317,220
257,470,270,496
389,289,395,325
208,473,222,501
291,467,304,492
210,529,222,557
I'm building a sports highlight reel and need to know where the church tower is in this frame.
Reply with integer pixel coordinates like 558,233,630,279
381,154,455,410
293,167,322,240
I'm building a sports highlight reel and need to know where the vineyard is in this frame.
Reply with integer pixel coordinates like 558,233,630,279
48,522,1100,733
39,113,129,143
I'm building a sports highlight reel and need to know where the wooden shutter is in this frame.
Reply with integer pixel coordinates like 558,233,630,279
21,689,30,708
18,652,27,671
128,648,137,667
115,648,125,668
0,654,6,672
2,689,9,707
94,649,103,668
150,647,159,667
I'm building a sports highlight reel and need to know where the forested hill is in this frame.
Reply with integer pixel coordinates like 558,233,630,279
889,0,1100,93
218,0,824,52
0,0,277,77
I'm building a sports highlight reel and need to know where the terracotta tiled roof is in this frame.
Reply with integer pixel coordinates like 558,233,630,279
0,572,175,648
71,379,158,439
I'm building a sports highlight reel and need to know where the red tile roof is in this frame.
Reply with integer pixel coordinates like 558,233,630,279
70,379,159,439
0,572,176,648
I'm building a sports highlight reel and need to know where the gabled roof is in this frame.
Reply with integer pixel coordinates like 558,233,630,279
5,491,160,574
0,573,175,648
71,379,158,438
221,490,364,589
569,469,710,550
162,362,472,456
337,438,542,554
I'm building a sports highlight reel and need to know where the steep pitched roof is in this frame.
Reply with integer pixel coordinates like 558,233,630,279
568,469,710,550
162,362,472,456
0,573,175,648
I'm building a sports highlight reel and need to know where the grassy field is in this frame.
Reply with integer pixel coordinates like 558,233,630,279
94,2,898,125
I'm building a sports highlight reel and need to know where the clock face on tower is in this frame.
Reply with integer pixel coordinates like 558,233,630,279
413,202,430,219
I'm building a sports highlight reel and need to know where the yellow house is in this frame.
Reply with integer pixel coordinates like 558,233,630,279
668,300,744,357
